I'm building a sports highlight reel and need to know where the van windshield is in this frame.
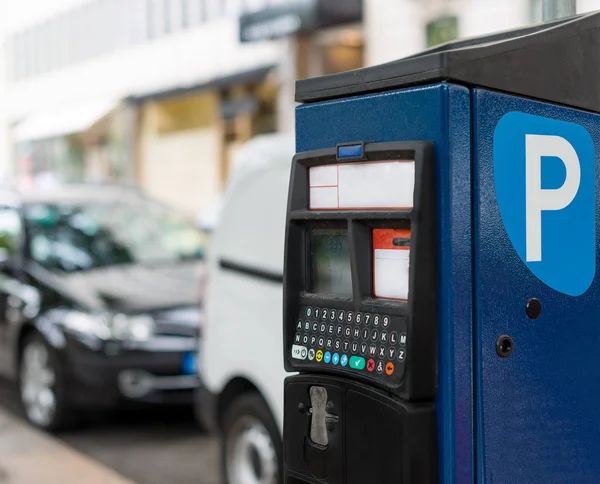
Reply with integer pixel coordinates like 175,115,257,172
24,198,206,273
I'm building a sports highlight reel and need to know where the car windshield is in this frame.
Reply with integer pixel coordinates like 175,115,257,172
24,197,207,273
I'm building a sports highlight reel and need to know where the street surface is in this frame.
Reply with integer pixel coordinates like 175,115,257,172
0,377,220,484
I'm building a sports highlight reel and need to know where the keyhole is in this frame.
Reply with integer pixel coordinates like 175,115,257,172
496,335,514,358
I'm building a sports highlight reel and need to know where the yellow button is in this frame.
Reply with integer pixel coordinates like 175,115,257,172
316,350,323,362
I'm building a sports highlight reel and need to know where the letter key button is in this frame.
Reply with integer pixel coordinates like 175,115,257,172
369,344,377,357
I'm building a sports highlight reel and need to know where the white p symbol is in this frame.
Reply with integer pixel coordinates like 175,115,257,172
526,134,580,262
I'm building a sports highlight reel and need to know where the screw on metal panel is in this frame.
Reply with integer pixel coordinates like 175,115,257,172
496,335,514,358
526,298,542,319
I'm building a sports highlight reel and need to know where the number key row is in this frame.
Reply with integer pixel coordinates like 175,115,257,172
303,306,391,328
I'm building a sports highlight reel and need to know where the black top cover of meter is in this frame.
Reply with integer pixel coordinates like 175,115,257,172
283,141,437,401
295,12,600,115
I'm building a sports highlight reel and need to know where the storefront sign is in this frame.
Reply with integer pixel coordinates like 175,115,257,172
240,0,362,43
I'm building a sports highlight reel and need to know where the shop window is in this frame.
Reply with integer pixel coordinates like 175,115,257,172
142,92,218,136
0,209,23,264
426,16,459,48
321,43,364,75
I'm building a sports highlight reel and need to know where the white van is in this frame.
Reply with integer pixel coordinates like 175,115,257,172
196,133,295,484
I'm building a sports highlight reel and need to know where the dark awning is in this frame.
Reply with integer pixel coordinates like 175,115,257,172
127,65,276,104
240,0,363,43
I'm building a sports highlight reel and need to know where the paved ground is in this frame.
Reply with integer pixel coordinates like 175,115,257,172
0,377,220,484
0,408,134,484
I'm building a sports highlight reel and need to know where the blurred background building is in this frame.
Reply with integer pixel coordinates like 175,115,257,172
0,0,598,220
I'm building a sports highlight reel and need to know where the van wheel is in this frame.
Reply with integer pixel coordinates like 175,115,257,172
222,393,282,484
18,333,71,432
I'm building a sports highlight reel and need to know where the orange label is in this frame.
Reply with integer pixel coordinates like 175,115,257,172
385,362,395,376
372,228,411,251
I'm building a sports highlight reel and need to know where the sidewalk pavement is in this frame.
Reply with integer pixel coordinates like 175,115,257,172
0,408,134,484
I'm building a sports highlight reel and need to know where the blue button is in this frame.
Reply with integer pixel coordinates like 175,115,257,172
324,351,331,364
338,144,363,159
332,353,340,365
340,354,348,367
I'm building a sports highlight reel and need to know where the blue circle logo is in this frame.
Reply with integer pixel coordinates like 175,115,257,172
324,351,331,363
332,353,340,365
340,354,348,367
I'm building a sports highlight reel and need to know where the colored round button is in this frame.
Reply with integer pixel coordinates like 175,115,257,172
332,353,340,365
340,354,349,367
385,361,395,375
316,350,323,362
366,359,375,372
324,351,332,363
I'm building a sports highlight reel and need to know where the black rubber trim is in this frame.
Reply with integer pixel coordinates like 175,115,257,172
219,259,284,284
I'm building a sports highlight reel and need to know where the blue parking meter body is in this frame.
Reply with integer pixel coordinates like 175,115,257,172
283,12,600,484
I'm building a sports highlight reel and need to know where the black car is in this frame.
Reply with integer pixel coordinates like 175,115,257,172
0,185,206,431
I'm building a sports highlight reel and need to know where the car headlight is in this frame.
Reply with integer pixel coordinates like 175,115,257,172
63,312,155,342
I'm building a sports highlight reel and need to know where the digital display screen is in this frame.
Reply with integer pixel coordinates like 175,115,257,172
310,229,352,297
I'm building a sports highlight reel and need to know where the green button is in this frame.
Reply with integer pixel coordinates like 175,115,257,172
349,356,365,370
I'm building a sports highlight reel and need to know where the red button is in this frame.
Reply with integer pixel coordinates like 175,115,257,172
367,359,375,372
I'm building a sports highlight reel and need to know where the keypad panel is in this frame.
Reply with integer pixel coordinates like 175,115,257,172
291,305,407,386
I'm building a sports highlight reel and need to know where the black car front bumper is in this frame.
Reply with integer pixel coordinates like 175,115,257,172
64,336,200,408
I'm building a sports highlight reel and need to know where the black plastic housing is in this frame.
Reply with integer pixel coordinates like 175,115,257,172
283,374,438,484
282,141,437,401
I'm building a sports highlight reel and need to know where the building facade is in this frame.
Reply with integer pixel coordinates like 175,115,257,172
365,0,598,67
0,0,597,217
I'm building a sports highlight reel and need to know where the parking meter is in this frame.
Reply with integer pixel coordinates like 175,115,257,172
283,12,600,484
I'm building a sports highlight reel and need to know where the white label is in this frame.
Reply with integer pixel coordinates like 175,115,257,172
310,165,338,187
309,187,338,209
374,248,410,300
309,161,414,210
291,345,308,360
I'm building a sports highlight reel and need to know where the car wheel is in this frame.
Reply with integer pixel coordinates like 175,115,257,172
222,393,282,484
18,333,70,432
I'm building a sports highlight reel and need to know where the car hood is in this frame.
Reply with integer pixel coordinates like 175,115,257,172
36,261,205,313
